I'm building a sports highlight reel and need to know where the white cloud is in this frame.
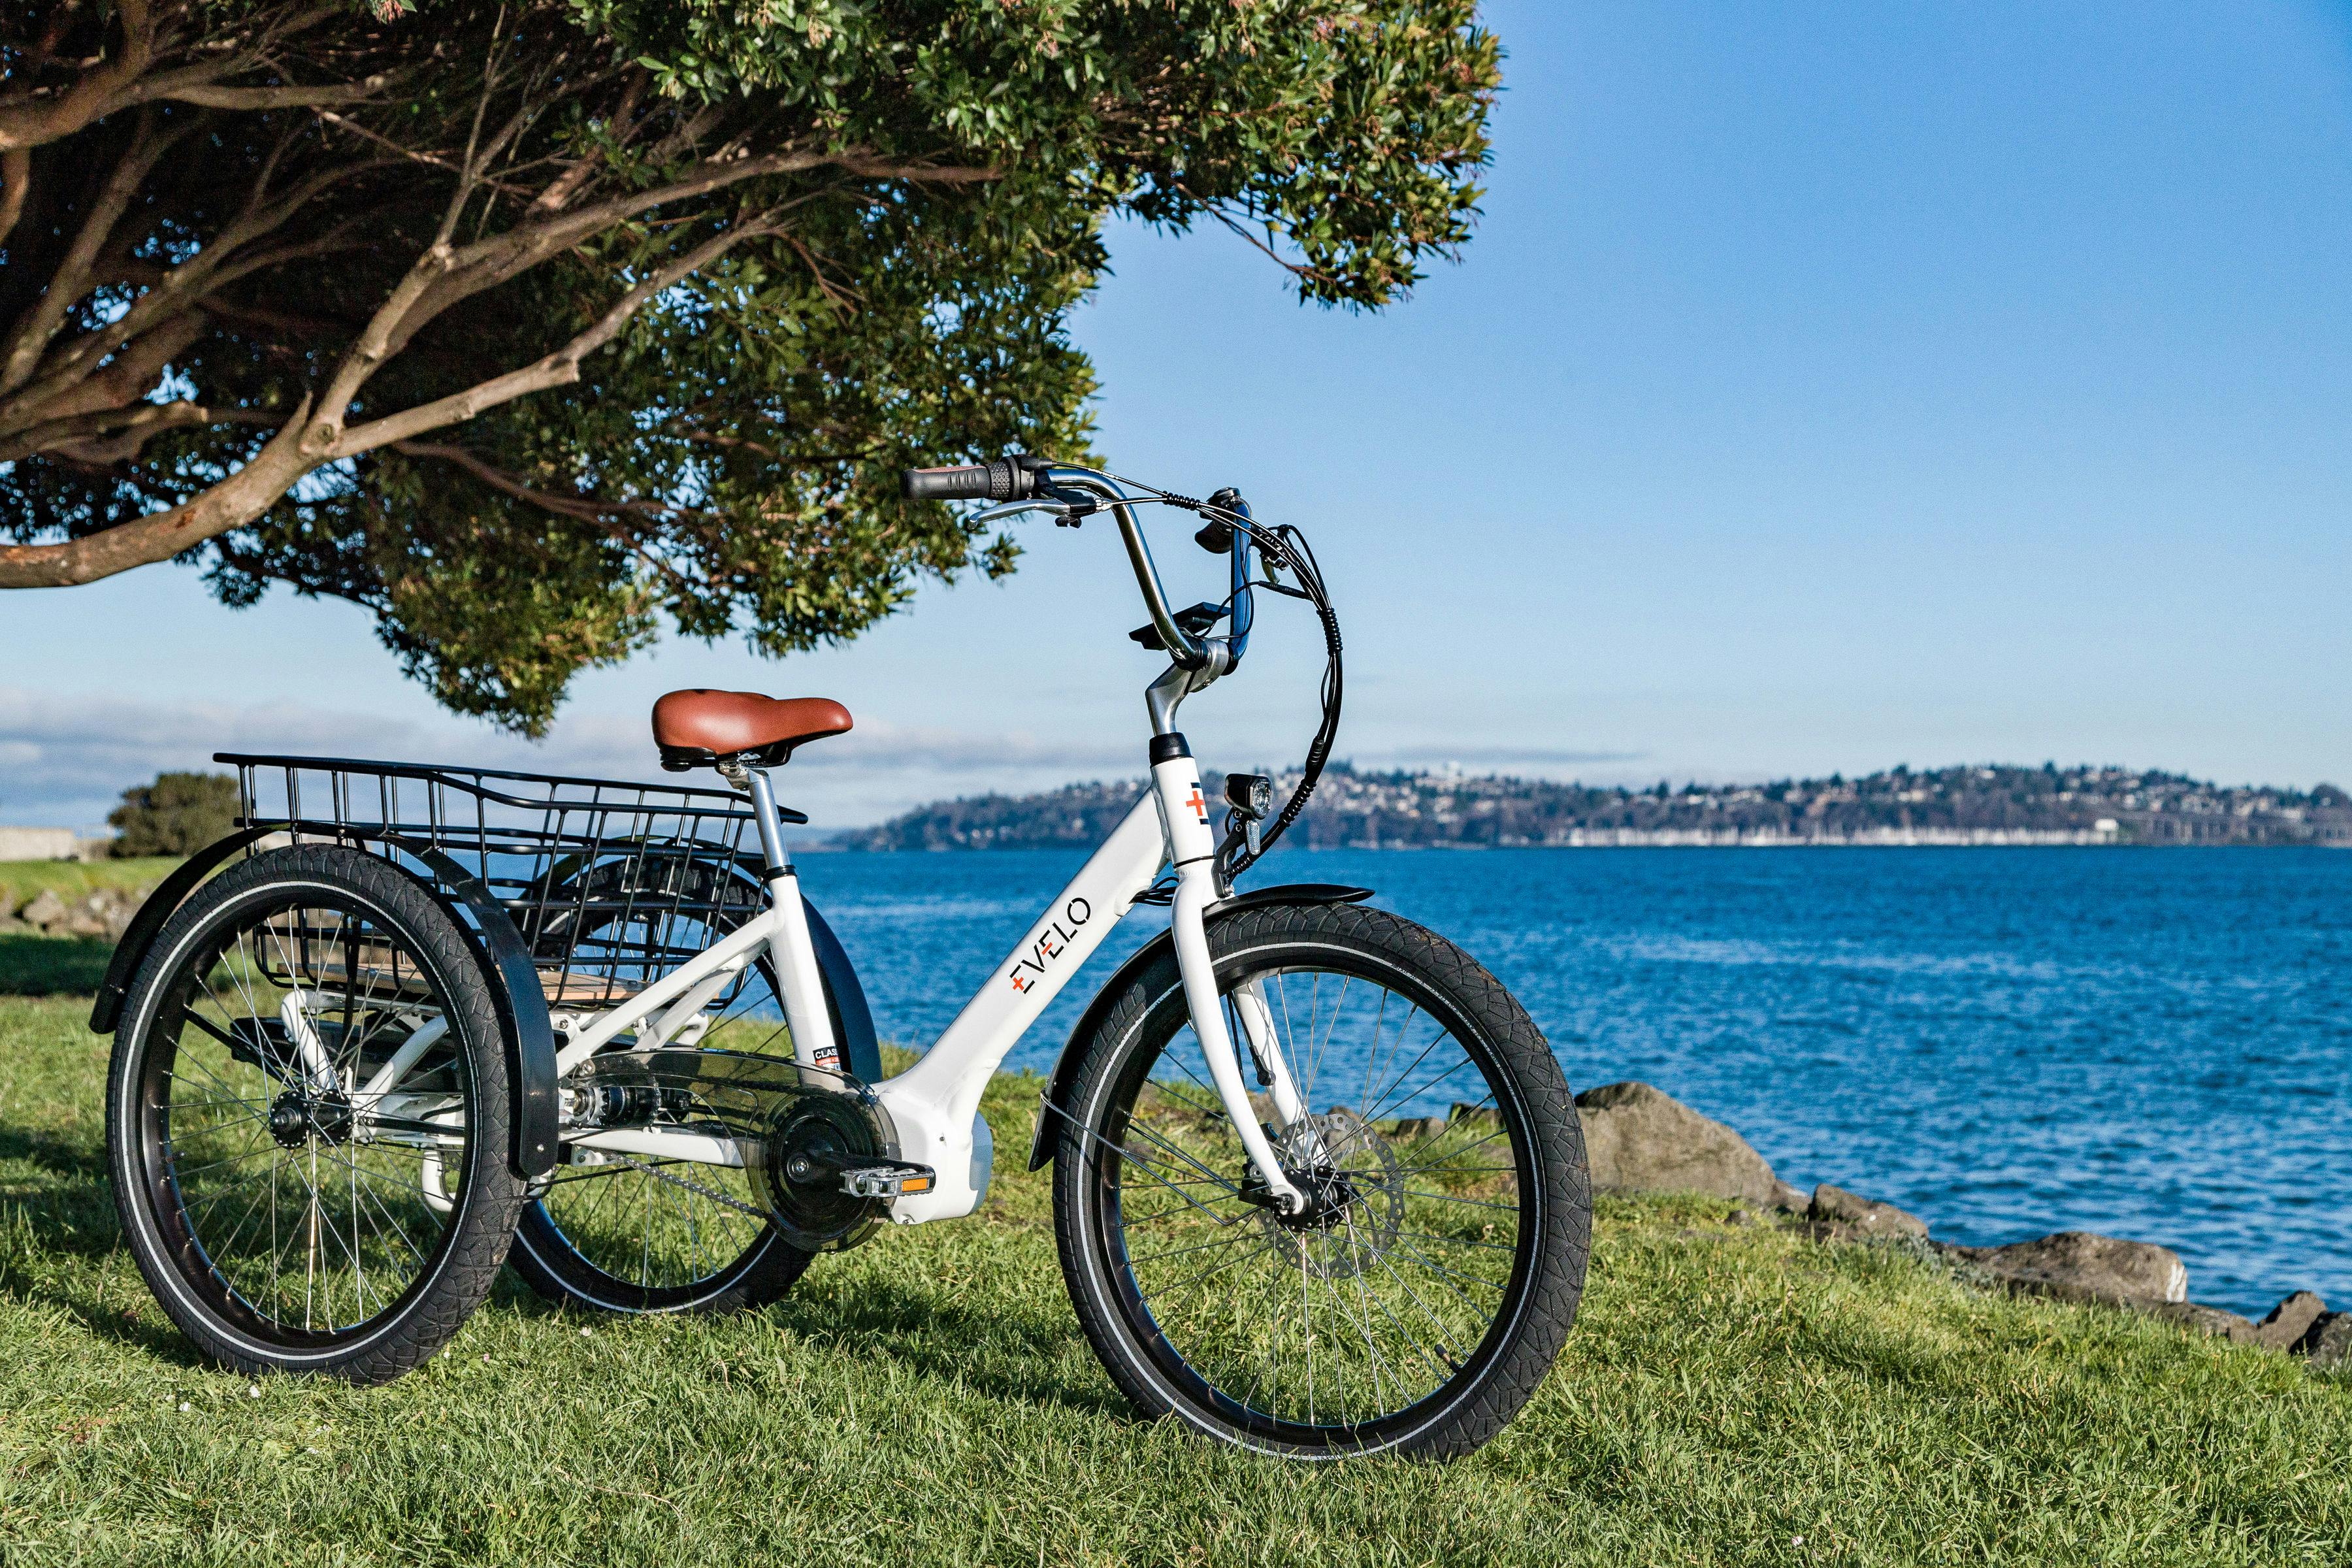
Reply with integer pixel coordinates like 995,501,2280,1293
0,687,1141,832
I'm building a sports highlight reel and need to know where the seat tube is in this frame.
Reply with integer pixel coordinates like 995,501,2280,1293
745,768,841,1073
744,768,792,876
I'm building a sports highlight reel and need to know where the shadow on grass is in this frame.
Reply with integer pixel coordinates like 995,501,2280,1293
6,1149,1127,1414
773,1271,1127,1419
0,931,113,997
487,1246,1128,1420
0,1140,218,1369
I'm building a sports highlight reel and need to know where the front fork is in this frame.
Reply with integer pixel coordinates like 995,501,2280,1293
1154,753,1309,1214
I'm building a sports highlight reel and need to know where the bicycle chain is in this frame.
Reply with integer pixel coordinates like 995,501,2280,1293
596,1150,770,1220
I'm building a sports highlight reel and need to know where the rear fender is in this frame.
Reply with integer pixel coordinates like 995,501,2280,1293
1025,883,1373,1171
90,828,278,1036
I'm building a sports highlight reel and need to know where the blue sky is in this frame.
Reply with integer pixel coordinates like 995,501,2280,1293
5,1,2349,830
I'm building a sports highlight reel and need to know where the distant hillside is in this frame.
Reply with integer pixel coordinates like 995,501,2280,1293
845,763,2352,849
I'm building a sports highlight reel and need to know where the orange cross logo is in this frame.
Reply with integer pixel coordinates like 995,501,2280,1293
1184,786,1207,823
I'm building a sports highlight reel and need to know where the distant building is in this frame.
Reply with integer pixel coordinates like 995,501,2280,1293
0,827,110,862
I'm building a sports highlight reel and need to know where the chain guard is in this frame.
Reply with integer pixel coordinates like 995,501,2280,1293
562,1048,894,1250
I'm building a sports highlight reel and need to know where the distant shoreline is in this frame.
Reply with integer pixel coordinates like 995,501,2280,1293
845,761,2352,853
816,837,2349,851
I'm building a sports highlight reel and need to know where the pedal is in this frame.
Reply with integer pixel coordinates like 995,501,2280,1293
835,1161,936,1199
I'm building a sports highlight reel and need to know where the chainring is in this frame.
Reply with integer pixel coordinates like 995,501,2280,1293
561,1048,891,1250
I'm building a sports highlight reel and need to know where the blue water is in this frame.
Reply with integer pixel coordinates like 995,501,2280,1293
801,847,2350,1317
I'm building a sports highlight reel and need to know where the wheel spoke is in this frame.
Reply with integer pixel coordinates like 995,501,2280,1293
1097,949,1555,1439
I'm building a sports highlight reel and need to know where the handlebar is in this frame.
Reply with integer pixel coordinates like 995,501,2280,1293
899,459,1038,503
897,456,1220,673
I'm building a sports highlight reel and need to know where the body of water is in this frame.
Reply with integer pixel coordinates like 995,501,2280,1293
798,845,2348,1317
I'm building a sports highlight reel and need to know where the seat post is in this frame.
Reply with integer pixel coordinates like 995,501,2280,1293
742,766,793,877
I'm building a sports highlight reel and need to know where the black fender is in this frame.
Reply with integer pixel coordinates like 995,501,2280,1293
1025,883,1374,1171
89,826,279,1036
392,841,561,1181
802,896,882,1085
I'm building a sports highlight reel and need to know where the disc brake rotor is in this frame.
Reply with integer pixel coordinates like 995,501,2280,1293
1254,1108,1404,1281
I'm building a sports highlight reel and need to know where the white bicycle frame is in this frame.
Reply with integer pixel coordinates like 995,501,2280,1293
367,465,1314,1220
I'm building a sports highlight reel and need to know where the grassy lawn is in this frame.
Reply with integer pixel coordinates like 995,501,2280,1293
1,979,2347,1564
0,934,116,999
0,858,182,909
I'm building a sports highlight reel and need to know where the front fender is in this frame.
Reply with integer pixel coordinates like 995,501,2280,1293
1025,882,1373,1170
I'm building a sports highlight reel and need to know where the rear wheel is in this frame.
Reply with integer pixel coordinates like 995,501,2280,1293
106,847,526,1382
508,857,821,1313
1053,900,1589,1458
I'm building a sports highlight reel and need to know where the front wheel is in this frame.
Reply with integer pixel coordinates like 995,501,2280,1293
1052,900,1590,1459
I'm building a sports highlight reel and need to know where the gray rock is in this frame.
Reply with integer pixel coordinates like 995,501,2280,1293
1810,1183,1929,1240
2147,1301,2261,1345
18,889,67,932
1770,1179,1811,1213
2296,1312,2352,1369
1447,1102,1501,1133
2255,1291,2326,1352
1972,1230,2189,1307
1573,1081,1789,1205
57,893,116,938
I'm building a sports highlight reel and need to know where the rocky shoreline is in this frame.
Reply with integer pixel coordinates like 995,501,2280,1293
0,881,152,942
1572,1079,2348,1368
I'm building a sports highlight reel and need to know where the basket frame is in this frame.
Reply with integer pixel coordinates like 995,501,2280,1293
218,752,790,1013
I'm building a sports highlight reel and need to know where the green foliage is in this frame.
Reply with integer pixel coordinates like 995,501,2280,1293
4,0,1501,733
1,993,2348,1562
105,772,240,858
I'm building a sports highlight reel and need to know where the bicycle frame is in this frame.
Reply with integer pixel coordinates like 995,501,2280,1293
456,753,1305,1222
363,463,1315,1219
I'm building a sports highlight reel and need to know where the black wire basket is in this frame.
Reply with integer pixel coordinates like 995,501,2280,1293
220,753,779,1013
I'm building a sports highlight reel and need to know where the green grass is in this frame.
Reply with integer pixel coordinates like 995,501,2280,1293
0,981,2347,1563
0,857,181,908
0,933,116,998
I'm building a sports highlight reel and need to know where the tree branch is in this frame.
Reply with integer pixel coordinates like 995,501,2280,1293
0,395,322,587
142,73,400,112
328,212,777,457
0,156,375,432
0,108,189,397
0,0,155,152
0,148,28,251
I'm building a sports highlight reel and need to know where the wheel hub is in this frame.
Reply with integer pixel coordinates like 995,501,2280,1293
1241,1109,1405,1279
266,1090,354,1148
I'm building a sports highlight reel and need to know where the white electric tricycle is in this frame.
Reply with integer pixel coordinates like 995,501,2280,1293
96,458,1590,1459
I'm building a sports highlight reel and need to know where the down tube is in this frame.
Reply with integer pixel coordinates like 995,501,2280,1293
875,792,1168,1224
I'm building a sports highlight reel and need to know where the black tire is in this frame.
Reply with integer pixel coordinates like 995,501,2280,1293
506,1154,812,1315
1052,900,1589,1459
106,846,527,1382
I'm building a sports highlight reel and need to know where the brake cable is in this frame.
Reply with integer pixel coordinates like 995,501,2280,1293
1102,479,1345,882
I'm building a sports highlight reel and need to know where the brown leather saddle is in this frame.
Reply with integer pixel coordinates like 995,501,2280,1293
651,689,853,772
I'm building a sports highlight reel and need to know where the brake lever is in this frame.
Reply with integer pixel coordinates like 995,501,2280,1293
971,500,1071,527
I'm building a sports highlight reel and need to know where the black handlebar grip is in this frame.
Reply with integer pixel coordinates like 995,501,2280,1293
900,459,1035,503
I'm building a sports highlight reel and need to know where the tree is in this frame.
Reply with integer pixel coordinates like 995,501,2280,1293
0,1,1498,732
107,769,240,855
